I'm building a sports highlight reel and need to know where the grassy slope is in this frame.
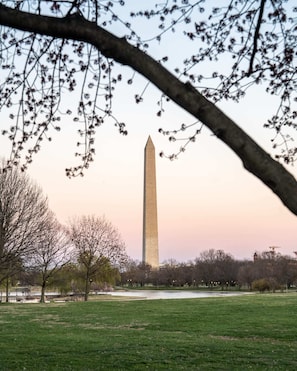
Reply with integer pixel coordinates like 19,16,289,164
0,293,297,370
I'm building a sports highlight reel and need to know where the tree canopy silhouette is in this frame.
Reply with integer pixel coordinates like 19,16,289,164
0,1,297,214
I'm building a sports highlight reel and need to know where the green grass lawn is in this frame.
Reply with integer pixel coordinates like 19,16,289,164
1,293,297,370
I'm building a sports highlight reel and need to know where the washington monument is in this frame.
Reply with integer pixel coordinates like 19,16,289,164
142,136,159,269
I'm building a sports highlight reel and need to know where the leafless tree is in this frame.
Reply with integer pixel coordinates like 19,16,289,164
250,251,297,290
0,1,297,214
196,249,237,288
0,160,50,291
68,215,127,301
27,213,71,303
237,262,256,290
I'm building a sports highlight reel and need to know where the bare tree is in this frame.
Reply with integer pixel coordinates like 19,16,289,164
237,262,256,290
0,2,297,214
68,215,127,301
27,213,71,303
0,160,50,292
196,249,237,288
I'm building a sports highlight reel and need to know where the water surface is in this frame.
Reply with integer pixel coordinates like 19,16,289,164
107,290,251,300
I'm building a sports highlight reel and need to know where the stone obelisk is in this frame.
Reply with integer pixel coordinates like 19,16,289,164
143,136,159,269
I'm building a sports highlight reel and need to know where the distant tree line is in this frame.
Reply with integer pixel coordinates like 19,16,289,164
121,249,297,293
11,247,297,301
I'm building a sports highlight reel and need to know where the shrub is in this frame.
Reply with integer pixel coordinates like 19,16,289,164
252,278,271,293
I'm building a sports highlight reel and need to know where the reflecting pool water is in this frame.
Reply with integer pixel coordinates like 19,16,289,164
107,290,251,300
2,289,252,303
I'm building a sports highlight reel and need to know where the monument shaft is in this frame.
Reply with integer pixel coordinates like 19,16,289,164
143,136,159,269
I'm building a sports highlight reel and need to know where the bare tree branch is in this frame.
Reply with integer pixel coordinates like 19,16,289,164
248,0,266,75
0,5,297,215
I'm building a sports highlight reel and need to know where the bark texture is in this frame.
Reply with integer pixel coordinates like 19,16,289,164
0,5,297,215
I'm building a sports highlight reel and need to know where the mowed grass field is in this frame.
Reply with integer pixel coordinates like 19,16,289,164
1,293,297,370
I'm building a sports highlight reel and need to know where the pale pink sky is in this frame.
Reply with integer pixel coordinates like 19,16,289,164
0,2,296,262
1,84,295,263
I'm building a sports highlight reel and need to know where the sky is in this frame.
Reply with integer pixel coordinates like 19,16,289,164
0,2,296,263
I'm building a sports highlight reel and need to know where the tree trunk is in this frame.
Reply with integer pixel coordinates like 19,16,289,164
0,5,297,214
5,277,9,303
84,273,90,302
40,282,46,303
0,206,5,274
